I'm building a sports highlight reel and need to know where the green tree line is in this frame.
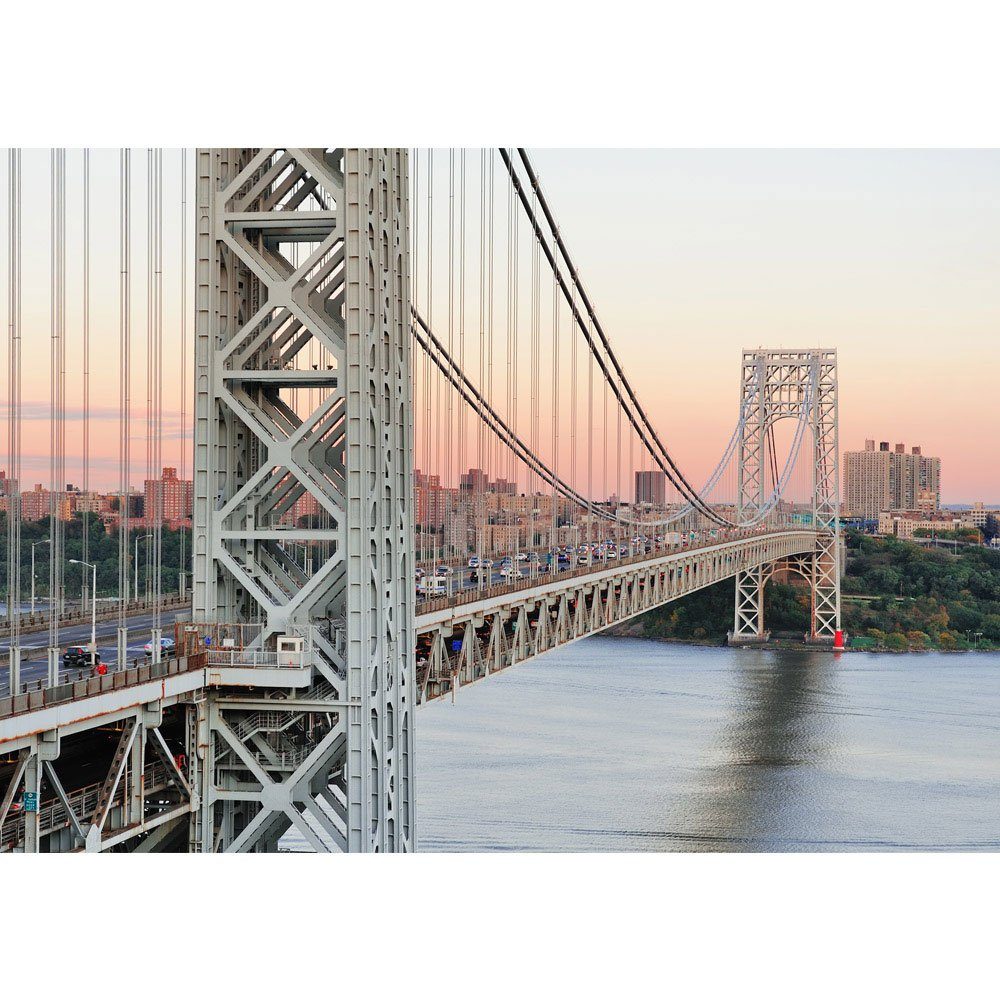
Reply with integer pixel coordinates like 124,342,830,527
632,530,1000,651
0,513,191,603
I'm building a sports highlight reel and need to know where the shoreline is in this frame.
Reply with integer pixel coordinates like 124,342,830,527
603,628,997,655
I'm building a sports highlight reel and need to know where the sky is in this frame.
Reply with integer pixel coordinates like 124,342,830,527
2,148,998,503
528,150,1000,504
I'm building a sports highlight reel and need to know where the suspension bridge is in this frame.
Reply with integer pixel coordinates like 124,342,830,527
0,148,840,852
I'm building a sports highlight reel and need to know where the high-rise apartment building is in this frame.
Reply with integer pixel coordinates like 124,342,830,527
144,466,194,527
634,470,666,507
843,440,941,518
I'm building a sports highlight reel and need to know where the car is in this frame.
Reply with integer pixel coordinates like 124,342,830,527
144,637,176,658
481,559,494,569
500,565,522,580
468,557,481,569
62,645,92,668
435,565,453,576
516,552,528,562
415,567,426,579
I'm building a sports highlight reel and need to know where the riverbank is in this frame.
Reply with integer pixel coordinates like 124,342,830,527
605,624,997,655
624,531,1000,653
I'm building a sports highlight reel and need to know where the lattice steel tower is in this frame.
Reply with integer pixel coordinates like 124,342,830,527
732,349,841,642
192,149,415,851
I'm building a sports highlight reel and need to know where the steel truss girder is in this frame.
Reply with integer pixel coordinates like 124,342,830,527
193,148,415,852
416,530,817,703
0,705,195,854
734,350,841,640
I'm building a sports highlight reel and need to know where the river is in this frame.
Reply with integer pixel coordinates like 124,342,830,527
414,637,1000,851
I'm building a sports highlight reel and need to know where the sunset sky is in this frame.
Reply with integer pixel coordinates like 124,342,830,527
529,149,1000,504
3,149,998,503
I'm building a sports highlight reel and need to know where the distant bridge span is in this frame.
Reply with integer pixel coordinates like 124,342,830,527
413,529,820,703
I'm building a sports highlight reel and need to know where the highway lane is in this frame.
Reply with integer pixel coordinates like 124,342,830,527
0,607,192,695
0,545,680,695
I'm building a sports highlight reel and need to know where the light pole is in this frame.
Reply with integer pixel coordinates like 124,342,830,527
134,533,152,603
69,559,98,660
30,538,50,615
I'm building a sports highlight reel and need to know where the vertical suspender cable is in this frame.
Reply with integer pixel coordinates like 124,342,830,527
529,188,539,573
551,264,559,569
425,152,433,563
446,150,454,547
117,149,131,669
145,149,153,609
448,150,456,563
487,151,496,567
509,154,519,561
412,151,420,554
152,148,164,659
570,282,577,539
47,149,66,686
587,318,593,560
7,149,22,692
82,150,90,613
180,148,187,600
458,149,466,563
476,149,486,586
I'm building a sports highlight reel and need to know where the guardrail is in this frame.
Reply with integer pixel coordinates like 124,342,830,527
415,528,812,616
0,640,312,722
0,654,206,721
205,649,303,669
0,594,189,639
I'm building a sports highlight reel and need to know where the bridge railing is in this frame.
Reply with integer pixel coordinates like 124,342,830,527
1,630,312,720
0,594,189,639
205,649,304,670
415,526,807,616
0,654,206,721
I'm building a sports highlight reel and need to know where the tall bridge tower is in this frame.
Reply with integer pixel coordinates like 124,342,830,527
732,349,841,643
192,148,415,851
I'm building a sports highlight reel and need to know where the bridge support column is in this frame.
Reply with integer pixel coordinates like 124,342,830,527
731,565,770,643
733,350,841,646
22,751,41,853
8,647,20,696
192,148,414,852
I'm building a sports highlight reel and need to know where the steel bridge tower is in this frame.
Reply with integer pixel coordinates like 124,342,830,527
192,148,415,851
732,349,841,643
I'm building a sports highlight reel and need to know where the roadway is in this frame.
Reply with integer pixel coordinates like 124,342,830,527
2,530,791,696
0,608,188,695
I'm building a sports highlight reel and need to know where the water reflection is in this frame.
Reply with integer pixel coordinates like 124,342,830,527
282,638,1000,852
679,649,841,851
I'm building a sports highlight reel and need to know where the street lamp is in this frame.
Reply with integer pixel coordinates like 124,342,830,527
30,538,50,615
69,559,98,659
134,533,153,603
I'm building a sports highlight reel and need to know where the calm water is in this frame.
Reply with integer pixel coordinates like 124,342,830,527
414,638,1000,851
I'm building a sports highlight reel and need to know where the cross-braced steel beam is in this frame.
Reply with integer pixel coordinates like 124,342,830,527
192,148,415,852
